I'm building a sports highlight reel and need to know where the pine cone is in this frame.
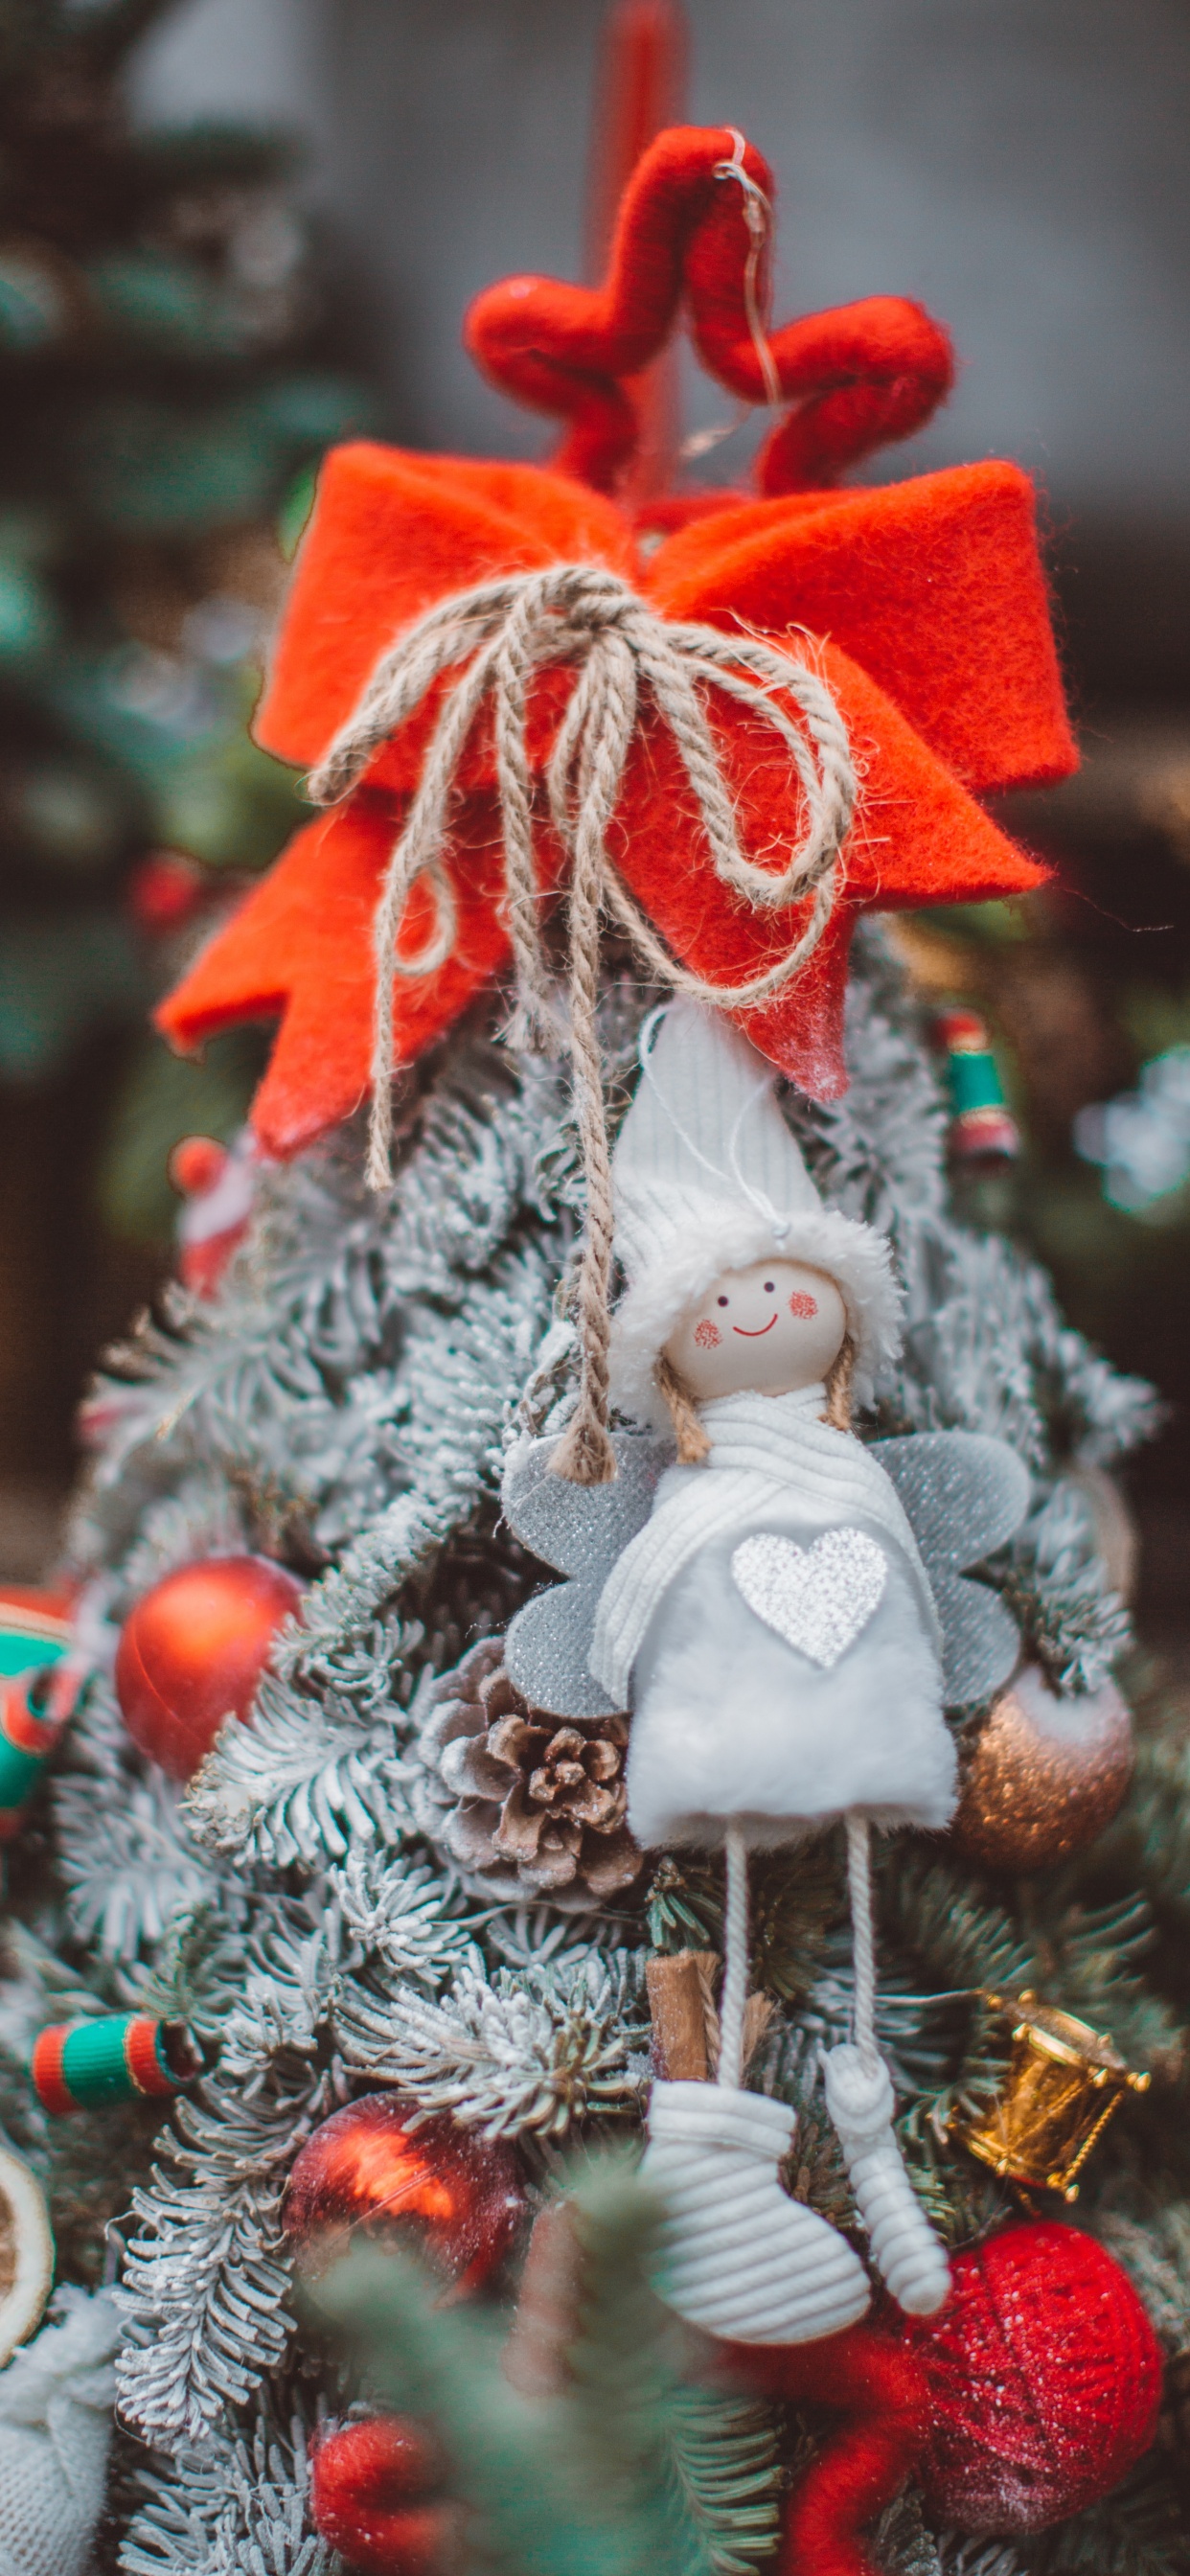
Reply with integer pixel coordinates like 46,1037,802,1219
412,1638,641,1905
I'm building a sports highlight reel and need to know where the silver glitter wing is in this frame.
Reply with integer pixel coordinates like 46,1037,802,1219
500,1431,664,1715
871,1429,1030,1706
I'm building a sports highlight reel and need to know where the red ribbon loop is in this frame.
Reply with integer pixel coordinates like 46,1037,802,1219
466,124,954,496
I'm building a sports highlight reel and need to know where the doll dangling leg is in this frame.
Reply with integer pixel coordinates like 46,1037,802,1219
823,1813,950,2316
642,1822,870,2344
716,1814,749,2089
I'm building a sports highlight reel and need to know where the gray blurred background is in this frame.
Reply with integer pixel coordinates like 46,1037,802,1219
131,0,1190,705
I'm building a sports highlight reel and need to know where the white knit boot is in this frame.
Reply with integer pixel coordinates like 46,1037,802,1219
642,2079,871,2345
823,2045,950,2315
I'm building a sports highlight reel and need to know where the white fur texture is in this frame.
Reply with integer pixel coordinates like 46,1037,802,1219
592,1387,940,1709
625,1499,954,1850
607,1000,903,1429
609,1199,901,1428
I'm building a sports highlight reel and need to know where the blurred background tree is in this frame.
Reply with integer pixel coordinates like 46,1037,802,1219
0,0,371,1552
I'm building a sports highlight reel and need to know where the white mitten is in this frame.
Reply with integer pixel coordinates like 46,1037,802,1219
0,2286,120,2576
824,2045,950,2315
642,2080,871,2345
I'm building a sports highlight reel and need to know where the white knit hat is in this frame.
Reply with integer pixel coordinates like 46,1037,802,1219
608,1000,902,1429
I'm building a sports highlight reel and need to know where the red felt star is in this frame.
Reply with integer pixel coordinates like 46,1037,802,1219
158,443,1073,1158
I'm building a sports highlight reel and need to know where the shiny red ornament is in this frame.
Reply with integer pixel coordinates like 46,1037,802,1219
284,2095,525,2292
115,1555,303,1781
309,2417,457,2576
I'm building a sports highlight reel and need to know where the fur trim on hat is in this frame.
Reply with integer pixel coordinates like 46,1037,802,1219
608,1197,902,1433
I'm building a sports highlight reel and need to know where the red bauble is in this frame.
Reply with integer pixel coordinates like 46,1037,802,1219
115,1555,303,1781
284,2096,524,2292
309,2417,456,2576
726,2221,1161,2576
903,2220,1162,2534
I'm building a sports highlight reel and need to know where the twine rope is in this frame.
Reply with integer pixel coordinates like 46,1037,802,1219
309,561,856,1481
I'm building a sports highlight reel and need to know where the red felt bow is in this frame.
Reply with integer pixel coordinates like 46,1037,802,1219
157,126,1076,1162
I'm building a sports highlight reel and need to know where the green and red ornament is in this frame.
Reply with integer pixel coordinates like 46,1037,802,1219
0,1584,73,1682
32,2013,198,2116
285,2094,526,2291
0,1667,78,1842
0,1583,78,1839
115,1553,304,1780
169,1132,259,1300
932,1005,1019,1160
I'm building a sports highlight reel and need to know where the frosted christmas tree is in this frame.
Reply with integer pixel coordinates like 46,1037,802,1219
0,117,1184,2576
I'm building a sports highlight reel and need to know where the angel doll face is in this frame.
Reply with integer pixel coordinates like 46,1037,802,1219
663,1258,848,1404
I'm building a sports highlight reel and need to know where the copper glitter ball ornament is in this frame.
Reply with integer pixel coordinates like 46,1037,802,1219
950,1663,1133,1873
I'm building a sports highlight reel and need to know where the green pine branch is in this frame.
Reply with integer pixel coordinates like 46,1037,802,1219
877,1848,1036,2002
1026,2452,1186,2576
648,1843,839,2002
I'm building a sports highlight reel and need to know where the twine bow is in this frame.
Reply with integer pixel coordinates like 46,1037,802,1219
309,562,857,1482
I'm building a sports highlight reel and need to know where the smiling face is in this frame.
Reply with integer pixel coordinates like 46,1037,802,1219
662,1258,848,1405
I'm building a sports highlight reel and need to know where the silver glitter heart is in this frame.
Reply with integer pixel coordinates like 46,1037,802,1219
731,1529,887,1668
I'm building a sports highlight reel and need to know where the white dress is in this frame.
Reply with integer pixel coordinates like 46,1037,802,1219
590,1385,956,1852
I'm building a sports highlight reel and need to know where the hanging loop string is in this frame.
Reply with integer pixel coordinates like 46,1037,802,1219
714,127,783,409
308,561,857,1481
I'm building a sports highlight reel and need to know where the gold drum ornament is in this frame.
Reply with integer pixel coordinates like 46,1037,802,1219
950,1991,1150,2200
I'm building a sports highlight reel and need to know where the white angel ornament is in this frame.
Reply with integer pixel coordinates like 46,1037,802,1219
500,999,1029,2347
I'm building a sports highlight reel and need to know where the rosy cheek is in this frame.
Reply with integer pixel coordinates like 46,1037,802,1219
694,1320,721,1349
789,1292,818,1320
